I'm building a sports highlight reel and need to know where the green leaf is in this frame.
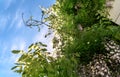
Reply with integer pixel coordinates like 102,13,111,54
28,44,34,49
41,48,47,51
15,62,25,65
38,42,47,47
18,54,27,62
12,50,22,54
45,32,51,38
14,69,22,73
11,66,18,70
115,32,120,41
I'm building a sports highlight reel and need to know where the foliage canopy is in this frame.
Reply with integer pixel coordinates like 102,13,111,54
12,0,120,77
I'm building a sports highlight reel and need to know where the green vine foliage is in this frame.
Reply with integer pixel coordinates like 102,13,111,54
12,42,78,77
12,0,120,77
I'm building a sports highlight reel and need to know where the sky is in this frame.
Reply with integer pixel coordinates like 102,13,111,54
0,0,55,77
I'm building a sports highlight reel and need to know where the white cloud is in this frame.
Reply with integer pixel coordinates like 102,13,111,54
19,40,26,50
33,32,45,42
0,38,26,71
33,26,54,52
17,19,23,29
0,15,10,32
9,9,23,30
33,26,48,42
46,39,53,52
0,44,19,66
0,42,8,59
11,37,26,50
5,0,14,9
0,54,18,64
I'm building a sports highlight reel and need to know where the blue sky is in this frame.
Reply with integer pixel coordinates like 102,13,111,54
0,0,55,77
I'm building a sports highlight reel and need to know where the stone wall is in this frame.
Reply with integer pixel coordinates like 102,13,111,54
108,0,120,25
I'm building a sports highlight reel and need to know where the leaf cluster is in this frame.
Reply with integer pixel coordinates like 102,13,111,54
12,0,120,77
12,42,78,77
